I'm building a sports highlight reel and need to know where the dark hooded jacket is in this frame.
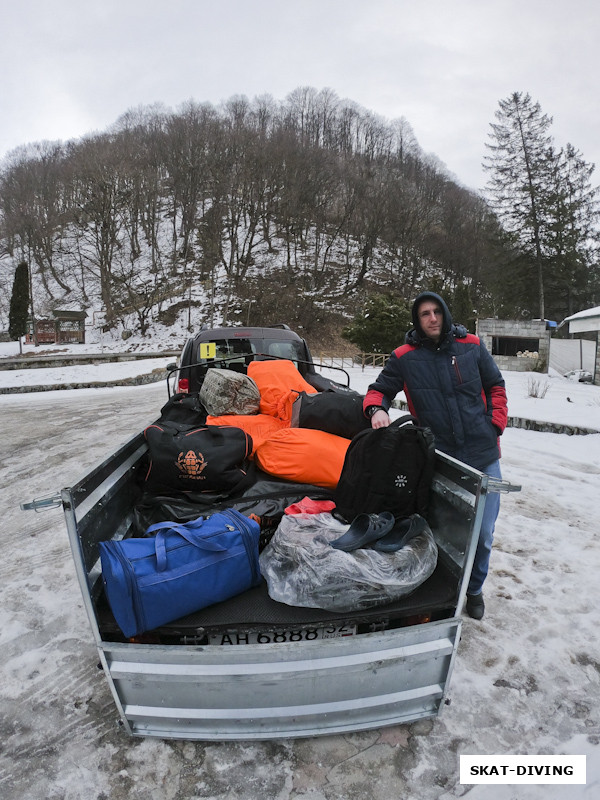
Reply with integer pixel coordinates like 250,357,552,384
364,292,508,470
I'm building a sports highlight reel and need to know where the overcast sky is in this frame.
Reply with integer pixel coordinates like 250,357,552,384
1,0,598,192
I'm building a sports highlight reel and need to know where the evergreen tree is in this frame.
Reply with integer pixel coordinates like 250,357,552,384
450,283,476,332
484,92,557,318
545,143,600,318
8,262,30,345
342,294,412,353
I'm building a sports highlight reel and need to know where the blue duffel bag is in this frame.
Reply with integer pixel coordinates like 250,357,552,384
99,509,261,638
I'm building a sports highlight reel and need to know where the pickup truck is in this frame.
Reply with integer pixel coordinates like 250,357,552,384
27,326,520,740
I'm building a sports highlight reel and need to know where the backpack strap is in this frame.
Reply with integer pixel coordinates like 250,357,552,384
390,414,418,428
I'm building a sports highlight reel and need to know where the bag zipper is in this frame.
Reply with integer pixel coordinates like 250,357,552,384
111,544,147,634
150,511,260,586
223,509,260,584
149,512,259,580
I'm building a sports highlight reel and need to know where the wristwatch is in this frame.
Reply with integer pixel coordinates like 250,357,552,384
366,405,383,418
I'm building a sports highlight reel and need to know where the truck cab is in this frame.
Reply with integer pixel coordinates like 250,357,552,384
173,324,353,396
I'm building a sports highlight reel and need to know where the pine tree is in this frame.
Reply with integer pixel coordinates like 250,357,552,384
342,294,412,353
450,283,476,333
484,92,557,318
545,144,600,318
8,262,30,346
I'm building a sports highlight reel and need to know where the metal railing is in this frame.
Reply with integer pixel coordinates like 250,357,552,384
318,353,390,370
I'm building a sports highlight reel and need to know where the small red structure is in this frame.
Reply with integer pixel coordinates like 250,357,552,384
27,310,87,344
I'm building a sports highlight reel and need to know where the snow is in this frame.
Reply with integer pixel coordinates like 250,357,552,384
1,342,599,799
0,356,175,388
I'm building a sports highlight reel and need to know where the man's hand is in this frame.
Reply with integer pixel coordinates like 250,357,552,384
371,409,391,429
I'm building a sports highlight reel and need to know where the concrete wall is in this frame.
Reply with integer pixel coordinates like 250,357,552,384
476,319,550,373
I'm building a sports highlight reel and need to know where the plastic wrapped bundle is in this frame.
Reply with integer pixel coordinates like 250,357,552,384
259,512,438,612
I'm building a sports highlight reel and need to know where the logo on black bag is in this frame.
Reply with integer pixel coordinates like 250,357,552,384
395,473,408,488
176,449,207,479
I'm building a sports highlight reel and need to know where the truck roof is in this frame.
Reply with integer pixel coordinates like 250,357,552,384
193,326,302,341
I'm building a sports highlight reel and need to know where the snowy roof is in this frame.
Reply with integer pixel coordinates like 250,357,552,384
562,306,600,322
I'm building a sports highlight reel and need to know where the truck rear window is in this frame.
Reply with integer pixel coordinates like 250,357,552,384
195,338,305,369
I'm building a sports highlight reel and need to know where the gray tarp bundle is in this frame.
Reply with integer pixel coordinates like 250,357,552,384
260,512,438,612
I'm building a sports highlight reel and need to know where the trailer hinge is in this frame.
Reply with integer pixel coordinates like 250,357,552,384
20,492,63,512
486,478,522,494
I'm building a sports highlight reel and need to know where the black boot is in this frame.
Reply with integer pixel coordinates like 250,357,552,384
466,592,485,620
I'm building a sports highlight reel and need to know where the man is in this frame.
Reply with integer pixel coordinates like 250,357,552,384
363,291,508,620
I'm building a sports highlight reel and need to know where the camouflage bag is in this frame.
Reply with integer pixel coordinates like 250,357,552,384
199,368,261,416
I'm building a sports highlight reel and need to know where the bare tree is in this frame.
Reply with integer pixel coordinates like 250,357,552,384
0,143,73,299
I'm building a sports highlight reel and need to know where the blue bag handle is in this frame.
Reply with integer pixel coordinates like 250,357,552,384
146,517,227,572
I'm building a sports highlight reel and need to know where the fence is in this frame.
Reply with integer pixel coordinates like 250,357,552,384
317,353,390,370
549,338,596,376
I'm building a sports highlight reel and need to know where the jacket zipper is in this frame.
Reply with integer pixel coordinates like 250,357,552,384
451,355,463,384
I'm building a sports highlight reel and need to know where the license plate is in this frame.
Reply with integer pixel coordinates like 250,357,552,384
209,623,357,646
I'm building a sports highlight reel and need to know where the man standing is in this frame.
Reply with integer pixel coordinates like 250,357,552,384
363,291,508,620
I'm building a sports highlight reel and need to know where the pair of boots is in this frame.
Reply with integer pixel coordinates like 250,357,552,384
330,512,426,552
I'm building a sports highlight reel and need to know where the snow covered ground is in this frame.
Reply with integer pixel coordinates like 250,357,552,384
0,355,175,389
0,344,599,799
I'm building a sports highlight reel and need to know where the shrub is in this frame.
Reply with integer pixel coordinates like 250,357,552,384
527,377,549,398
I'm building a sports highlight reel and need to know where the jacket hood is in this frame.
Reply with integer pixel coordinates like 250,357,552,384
406,291,467,346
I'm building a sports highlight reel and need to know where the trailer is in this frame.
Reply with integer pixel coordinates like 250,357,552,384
54,429,519,740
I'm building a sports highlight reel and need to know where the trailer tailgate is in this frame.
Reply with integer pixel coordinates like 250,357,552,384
102,617,460,739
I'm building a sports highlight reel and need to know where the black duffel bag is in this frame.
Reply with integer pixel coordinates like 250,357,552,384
143,421,252,495
133,472,335,537
291,390,371,439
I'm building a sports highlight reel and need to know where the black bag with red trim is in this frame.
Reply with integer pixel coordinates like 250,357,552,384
143,422,253,495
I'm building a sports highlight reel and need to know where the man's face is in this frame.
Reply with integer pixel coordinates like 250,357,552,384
417,300,443,342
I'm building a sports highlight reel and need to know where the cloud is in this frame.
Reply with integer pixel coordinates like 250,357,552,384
1,0,599,191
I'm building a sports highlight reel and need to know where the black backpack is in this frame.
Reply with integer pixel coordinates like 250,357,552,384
158,392,207,426
334,415,436,523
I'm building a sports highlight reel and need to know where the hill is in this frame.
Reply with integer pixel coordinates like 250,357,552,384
0,88,534,347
